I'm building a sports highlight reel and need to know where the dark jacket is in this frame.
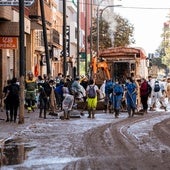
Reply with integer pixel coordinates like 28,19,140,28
140,81,148,96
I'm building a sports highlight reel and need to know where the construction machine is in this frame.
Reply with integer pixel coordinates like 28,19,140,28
91,47,148,85
91,56,111,84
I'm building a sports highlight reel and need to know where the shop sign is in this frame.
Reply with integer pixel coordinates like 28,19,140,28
0,37,18,49
0,0,35,6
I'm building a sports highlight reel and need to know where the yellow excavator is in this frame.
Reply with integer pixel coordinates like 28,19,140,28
91,56,111,85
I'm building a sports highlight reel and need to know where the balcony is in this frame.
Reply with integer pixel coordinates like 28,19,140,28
0,6,12,21
67,1,77,13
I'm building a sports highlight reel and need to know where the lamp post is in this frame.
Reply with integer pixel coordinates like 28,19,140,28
96,5,122,58
100,5,121,18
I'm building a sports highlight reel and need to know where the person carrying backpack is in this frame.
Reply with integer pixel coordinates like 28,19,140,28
150,79,167,111
86,79,100,118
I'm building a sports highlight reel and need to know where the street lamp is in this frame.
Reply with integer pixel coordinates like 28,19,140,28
96,5,122,58
100,5,122,19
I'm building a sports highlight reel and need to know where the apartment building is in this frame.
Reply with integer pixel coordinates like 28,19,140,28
0,0,92,95
0,6,31,96
29,0,63,77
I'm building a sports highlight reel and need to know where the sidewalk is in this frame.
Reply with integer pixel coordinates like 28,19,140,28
0,108,84,144
0,108,60,144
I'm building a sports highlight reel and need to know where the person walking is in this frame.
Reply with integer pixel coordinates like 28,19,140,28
54,80,64,110
104,79,114,112
7,77,20,122
62,94,74,120
25,71,38,112
125,77,137,117
38,86,48,119
86,79,100,119
150,79,167,111
2,79,11,122
140,78,150,114
112,79,124,118
48,79,57,114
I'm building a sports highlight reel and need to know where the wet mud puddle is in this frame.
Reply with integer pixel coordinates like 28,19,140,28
0,138,35,166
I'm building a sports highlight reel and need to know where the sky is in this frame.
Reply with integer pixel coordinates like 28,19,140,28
113,0,170,55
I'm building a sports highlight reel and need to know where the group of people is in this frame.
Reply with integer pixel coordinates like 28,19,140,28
1,72,88,122
2,78,20,122
2,71,170,122
98,75,169,118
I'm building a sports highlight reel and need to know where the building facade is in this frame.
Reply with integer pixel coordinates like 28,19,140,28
0,0,92,95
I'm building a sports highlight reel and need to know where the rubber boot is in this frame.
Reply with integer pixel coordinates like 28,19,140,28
104,104,107,113
67,111,70,120
64,110,67,120
6,111,9,122
44,110,46,119
39,109,42,118
115,109,119,118
127,108,131,118
92,110,95,119
10,112,13,122
87,110,91,118
132,109,135,117
14,114,17,123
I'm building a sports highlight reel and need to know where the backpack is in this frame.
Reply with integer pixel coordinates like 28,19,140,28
87,85,96,98
147,83,152,95
106,80,113,94
154,81,160,92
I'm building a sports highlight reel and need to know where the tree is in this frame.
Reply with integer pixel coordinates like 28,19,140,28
161,24,170,70
88,13,135,52
113,14,135,47
152,23,170,73
89,18,112,52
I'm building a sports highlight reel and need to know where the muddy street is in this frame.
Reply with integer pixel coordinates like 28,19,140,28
1,110,170,170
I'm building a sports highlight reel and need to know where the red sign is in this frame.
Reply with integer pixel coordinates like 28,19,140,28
0,37,18,49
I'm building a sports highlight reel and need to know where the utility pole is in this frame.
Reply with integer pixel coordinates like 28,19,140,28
96,5,99,58
77,0,80,76
40,0,51,77
90,0,93,78
18,0,25,124
63,0,67,77
85,0,88,75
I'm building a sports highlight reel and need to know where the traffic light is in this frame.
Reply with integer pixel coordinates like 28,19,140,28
66,25,70,57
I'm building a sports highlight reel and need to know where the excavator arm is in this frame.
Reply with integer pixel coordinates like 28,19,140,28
91,56,111,80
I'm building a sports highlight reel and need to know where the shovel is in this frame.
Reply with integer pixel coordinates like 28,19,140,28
127,90,140,114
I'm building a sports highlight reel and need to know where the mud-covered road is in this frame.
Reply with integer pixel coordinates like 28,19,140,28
1,110,170,170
